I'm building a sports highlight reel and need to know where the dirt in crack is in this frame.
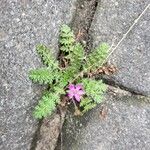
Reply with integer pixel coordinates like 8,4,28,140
71,0,98,51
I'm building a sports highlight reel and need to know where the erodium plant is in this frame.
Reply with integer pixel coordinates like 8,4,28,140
29,24,109,119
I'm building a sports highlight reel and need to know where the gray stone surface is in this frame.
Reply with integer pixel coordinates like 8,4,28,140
58,87,150,150
0,0,76,149
90,0,150,95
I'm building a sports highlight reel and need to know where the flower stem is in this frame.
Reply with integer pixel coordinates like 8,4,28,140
72,99,78,110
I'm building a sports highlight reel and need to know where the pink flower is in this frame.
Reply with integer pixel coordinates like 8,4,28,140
67,84,85,102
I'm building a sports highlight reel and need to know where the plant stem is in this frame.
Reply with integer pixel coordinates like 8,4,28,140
72,99,78,110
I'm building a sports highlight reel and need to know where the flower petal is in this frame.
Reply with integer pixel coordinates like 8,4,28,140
68,84,75,90
78,90,85,95
74,94,81,102
75,84,83,90
68,93,74,99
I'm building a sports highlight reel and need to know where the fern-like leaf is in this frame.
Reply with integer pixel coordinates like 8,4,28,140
53,86,66,97
82,103,97,114
33,92,59,119
82,78,107,103
80,97,96,114
80,97,92,107
59,43,85,86
59,24,75,52
69,43,84,70
29,68,57,84
58,67,76,88
36,44,58,67
84,43,109,71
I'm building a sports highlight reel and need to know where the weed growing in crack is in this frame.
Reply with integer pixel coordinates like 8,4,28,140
29,24,110,119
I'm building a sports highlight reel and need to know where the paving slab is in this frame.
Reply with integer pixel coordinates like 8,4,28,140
0,0,76,149
57,87,150,150
89,0,150,95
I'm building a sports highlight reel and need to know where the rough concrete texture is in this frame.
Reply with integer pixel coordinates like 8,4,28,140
90,0,150,95
0,0,76,149
57,87,150,150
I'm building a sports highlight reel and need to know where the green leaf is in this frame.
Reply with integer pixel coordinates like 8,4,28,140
62,43,85,81
80,97,97,114
33,92,60,119
36,44,58,67
83,43,109,71
53,86,66,96
69,43,84,67
59,24,75,52
29,68,57,84
58,66,76,88
80,97,92,107
82,78,107,103
61,24,71,33
82,103,97,113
